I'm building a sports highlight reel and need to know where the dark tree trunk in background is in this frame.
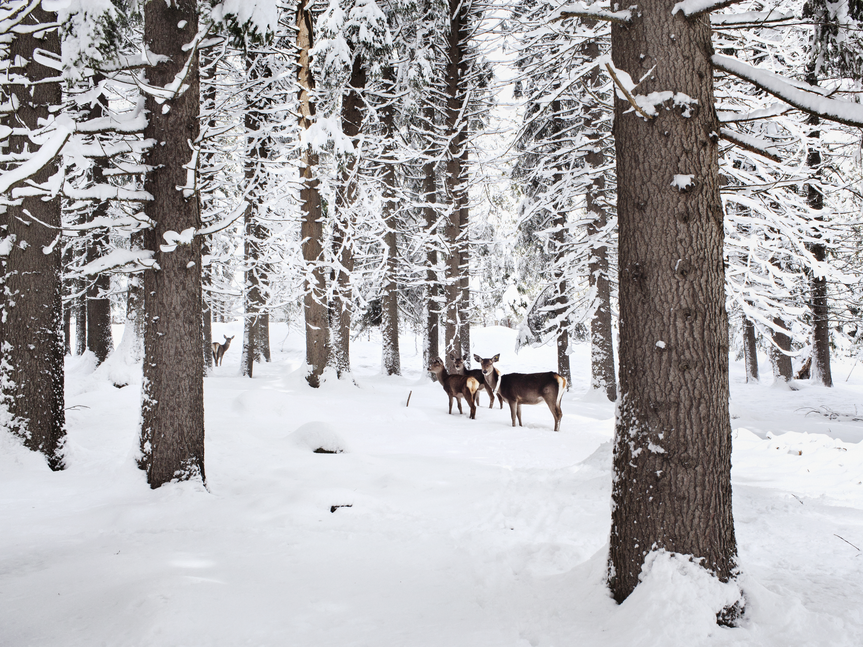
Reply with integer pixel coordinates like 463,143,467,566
550,171,571,388
444,0,470,372
0,4,66,469
120,231,146,363
380,66,401,376
581,43,617,401
803,86,832,387
330,54,366,377
609,2,738,608
423,148,441,373
138,0,205,488
200,47,217,376
74,283,87,356
257,311,271,362
85,77,114,366
770,316,794,381
297,1,328,387
743,316,759,383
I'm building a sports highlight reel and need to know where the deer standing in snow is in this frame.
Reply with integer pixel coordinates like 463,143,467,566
427,357,481,419
474,354,566,431
212,335,234,367
450,353,503,409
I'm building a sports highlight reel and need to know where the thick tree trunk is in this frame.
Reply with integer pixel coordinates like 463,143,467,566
330,55,366,377
444,0,469,372
74,282,87,356
138,0,205,488
0,4,65,469
743,316,759,383
297,2,328,387
258,312,271,362
380,67,401,376
609,3,738,608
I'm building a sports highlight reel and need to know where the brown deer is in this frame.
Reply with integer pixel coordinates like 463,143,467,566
427,357,481,419
474,354,566,432
212,335,234,367
450,353,503,409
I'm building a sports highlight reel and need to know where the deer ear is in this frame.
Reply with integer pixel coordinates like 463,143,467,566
473,354,481,362
493,354,500,362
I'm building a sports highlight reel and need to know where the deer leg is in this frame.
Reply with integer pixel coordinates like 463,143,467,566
508,400,518,427
545,395,561,432
448,395,454,414
485,384,494,409
467,390,476,419
456,394,464,415
497,393,504,409
516,403,523,427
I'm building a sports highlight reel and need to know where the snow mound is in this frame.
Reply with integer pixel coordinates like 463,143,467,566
288,421,348,454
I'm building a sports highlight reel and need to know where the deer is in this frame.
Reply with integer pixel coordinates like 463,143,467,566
212,335,234,367
474,354,566,432
427,356,481,420
450,353,503,409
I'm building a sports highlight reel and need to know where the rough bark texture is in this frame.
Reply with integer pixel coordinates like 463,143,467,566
804,98,832,387
380,67,401,376
444,0,470,373
138,0,205,488
0,4,66,469
330,54,366,377
743,315,759,383
609,3,738,606
297,2,328,387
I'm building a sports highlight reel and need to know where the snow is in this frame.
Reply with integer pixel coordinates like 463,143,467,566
2,324,863,646
712,54,863,128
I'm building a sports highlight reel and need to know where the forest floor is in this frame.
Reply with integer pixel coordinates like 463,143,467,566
2,324,862,646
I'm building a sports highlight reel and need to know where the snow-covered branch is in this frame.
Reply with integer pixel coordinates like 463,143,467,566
712,54,863,128
549,2,635,24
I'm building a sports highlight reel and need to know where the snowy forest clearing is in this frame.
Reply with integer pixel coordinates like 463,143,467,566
2,325,862,646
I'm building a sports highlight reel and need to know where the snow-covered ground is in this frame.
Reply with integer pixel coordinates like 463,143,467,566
2,324,862,646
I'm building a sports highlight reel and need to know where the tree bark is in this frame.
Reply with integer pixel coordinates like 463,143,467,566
423,139,441,373
138,0,205,488
444,0,470,372
380,66,401,376
609,3,738,608
743,315,759,383
803,84,832,387
330,54,366,377
0,3,66,470
200,47,217,376
297,1,328,387
85,77,114,366
769,316,794,382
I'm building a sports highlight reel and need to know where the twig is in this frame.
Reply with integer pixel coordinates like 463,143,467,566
406,391,412,407
835,534,861,551
604,63,653,120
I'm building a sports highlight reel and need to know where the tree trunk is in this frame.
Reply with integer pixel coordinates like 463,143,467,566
804,86,832,387
380,67,401,376
200,47,217,376
258,311,271,362
330,54,366,377
581,47,617,402
743,316,759,383
0,4,65,469
770,316,794,382
74,281,87,356
444,0,469,372
423,146,441,372
297,1,328,387
609,3,738,609
138,0,205,488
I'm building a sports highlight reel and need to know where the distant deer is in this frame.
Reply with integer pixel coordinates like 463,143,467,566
450,353,503,409
212,335,234,367
474,354,566,432
427,356,481,420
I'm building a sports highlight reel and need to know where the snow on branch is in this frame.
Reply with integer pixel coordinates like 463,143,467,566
76,249,157,277
719,127,781,162
672,0,744,18
0,118,71,194
549,2,635,25
712,54,863,128
711,11,794,27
